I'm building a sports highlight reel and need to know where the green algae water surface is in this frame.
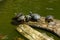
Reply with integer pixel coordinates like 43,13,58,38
0,0,60,40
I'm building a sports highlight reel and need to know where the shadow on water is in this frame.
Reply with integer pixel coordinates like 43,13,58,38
11,20,20,26
30,25,60,38
11,17,21,26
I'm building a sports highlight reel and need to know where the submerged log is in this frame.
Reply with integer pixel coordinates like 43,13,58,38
16,24,54,40
27,17,60,37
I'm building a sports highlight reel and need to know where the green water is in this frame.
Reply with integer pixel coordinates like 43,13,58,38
0,0,60,40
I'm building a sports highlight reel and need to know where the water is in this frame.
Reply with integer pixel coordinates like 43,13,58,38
0,0,60,40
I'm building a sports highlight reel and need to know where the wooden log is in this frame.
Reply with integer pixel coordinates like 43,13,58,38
16,24,54,40
27,17,60,37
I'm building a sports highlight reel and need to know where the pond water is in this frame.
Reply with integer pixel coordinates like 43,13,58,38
0,0,60,40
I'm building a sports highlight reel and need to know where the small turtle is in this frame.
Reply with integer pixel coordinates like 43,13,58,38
46,15,53,19
45,15,54,23
25,15,31,22
30,13,41,21
17,15,25,23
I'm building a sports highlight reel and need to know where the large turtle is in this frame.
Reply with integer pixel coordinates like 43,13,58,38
29,13,41,21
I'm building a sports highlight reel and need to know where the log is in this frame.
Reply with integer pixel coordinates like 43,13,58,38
16,24,54,40
27,17,60,37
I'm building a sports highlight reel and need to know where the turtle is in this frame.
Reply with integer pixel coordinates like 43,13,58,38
29,13,41,21
45,15,54,23
25,15,31,22
17,15,25,23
